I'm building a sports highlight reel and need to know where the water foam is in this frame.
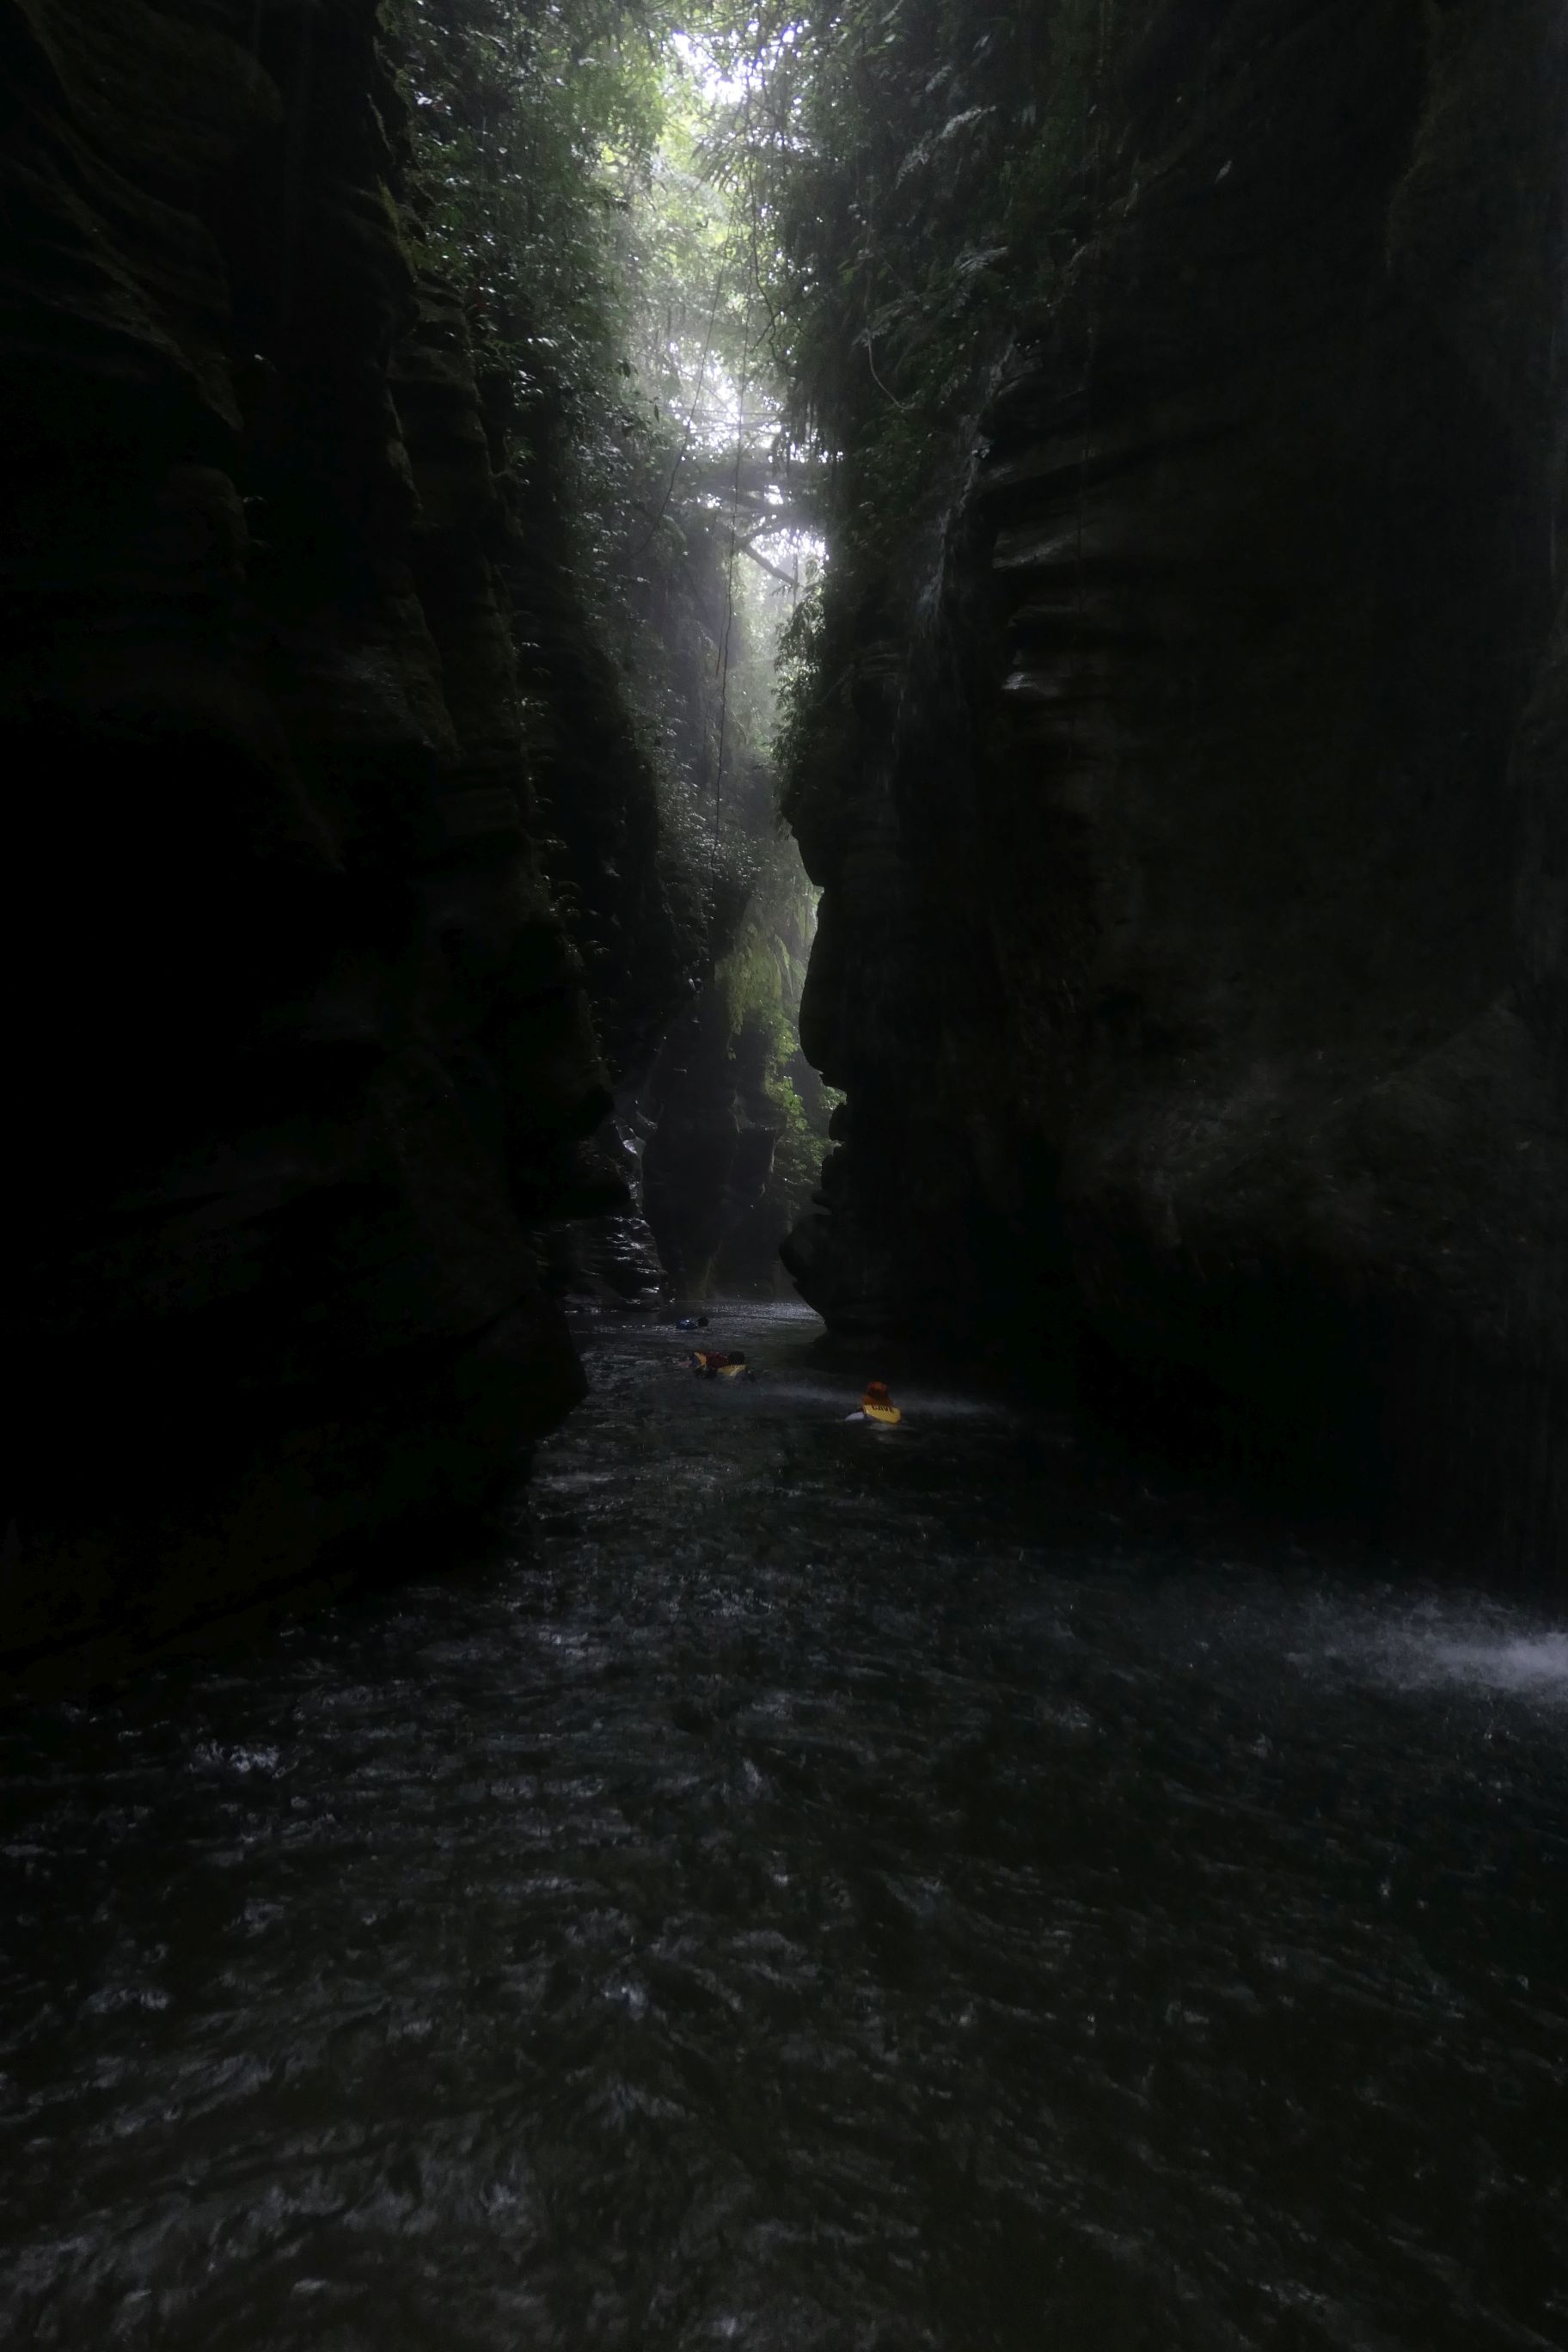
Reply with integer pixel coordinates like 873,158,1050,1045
1384,1624,1568,1702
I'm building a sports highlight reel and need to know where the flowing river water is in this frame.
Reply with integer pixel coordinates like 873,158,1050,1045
3,1302,1566,2350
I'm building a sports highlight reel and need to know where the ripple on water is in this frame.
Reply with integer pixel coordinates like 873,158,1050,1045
1,1304,1566,2349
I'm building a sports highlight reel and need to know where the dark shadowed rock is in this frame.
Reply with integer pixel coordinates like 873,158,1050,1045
785,0,1568,1566
0,0,671,1678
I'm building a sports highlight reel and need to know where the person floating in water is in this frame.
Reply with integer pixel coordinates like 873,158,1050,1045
684,1348,749,1380
844,1379,902,1426
675,1315,710,1332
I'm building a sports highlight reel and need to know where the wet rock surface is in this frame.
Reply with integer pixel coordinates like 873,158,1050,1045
2,1303,1565,2349
785,1,1568,1568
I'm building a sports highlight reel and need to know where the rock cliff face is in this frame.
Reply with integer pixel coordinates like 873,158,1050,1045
785,0,1568,1564
1,0,679,1676
643,838,830,1298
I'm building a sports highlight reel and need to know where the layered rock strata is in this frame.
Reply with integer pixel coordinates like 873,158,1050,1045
1,0,677,1675
786,0,1568,1563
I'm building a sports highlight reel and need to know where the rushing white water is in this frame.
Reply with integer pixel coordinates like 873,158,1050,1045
1376,1620,1568,1702
2,1303,1565,2351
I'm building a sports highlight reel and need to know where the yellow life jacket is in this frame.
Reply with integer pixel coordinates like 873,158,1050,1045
863,1397,902,1425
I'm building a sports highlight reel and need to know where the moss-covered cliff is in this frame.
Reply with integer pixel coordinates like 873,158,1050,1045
642,831,833,1296
782,0,1568,1564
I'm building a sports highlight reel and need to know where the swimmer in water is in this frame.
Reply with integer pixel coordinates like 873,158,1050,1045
844,1379,902,1426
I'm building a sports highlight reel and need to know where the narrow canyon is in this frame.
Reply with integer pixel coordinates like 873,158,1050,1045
3,8,1567,2344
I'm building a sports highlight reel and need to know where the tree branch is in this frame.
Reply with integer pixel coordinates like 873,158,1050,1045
737,541,799,590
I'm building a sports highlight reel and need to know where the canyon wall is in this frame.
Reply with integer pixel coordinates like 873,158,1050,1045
785,0,1568,1565
0,0,686,1677
642,834,831,1298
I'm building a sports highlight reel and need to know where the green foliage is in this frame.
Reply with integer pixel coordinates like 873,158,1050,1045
380,0,1131,882
707,0,1121,447
693,0,1134,817
383,0,667,552
381,0,802,943
376,0,1132,1251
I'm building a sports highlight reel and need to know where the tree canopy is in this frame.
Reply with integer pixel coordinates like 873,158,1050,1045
381,0,1125,906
